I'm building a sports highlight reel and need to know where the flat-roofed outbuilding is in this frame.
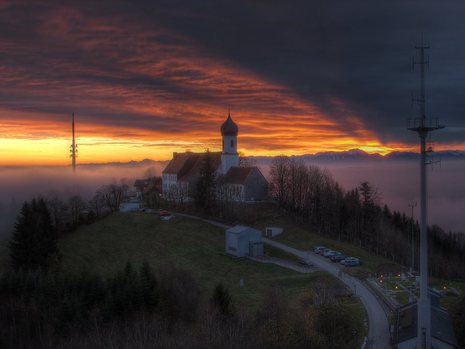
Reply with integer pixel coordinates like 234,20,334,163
225,225,263,257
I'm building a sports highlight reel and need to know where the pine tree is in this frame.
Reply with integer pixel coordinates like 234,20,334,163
195,149,217,213
139,260,158,312
211,283,233,316
9,198,60,272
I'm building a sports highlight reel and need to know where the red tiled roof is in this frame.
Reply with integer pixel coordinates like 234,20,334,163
162,152,199,176
178,152,221,182
219,166,256,185
162,152,222,182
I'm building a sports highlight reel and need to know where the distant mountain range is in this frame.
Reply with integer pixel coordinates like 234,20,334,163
248,149,465,164
79,158,168,168
77,149,465,168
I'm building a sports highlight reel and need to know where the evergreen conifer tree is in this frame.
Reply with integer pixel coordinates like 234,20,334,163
139,260,158,312
9,198,60,272
195,149,216,213
211,282,233,316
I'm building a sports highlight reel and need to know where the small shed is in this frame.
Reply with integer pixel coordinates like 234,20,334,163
264,227,283,238
119,202,140,212
225,225,263,257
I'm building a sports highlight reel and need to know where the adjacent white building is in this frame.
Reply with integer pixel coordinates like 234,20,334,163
162,112,268,201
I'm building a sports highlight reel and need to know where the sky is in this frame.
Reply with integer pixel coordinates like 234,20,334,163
1,0,465,166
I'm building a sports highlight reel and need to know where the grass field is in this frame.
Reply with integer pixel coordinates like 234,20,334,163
255,216,399,277
0,211,368,344
58,212,350,311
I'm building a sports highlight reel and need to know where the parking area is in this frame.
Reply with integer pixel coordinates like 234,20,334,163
313,245,362,267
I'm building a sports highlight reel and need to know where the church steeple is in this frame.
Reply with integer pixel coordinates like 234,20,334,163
220,110,239,174
221,110,238,136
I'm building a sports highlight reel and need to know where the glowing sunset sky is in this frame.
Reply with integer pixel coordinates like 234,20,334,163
1,1,464,165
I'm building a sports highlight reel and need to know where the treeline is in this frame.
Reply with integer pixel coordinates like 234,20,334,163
0,262,362,349
41,182,130,235
269,156,465,279
7,181,131,274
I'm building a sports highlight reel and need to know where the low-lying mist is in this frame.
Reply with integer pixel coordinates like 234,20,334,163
259,159,465,234
0,162,166,240
320,160,465,234
1,158,463,241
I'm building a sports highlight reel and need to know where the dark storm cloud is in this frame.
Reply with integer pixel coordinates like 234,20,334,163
1,0,464,148
130,0,464,145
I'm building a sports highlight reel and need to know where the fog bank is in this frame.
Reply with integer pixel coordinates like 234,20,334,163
259,159,465,233
0,162,165,239
1,158,463,241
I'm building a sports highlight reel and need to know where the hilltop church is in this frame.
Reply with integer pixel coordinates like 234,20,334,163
162,113,268,201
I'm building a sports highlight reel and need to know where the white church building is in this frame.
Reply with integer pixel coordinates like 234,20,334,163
162,112,268,201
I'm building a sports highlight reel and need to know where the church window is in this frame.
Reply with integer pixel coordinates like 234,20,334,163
230,139,234,148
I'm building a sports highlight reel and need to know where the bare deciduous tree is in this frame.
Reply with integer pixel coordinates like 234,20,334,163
100,183,128,212
89,190,106,217
68,195,87,227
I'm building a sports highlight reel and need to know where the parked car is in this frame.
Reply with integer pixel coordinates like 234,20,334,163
319,248,331,255
159,210,171,217
313,245,326,254
323,250,339,258
330,253,346,262
343,259,361,267
340,257,361,266
298,258,314,267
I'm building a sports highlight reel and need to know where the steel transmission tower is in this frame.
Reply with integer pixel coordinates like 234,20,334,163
408,38,444,349
408,201,417,273
70,112,78,172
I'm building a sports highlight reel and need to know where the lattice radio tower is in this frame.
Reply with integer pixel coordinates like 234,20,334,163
70,112,78,172
408,37,444,349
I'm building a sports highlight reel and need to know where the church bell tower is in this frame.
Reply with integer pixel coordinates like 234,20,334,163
220,111,239,174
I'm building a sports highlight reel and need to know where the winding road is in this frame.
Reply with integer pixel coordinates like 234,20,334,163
174,212,391,348
263,238,391,349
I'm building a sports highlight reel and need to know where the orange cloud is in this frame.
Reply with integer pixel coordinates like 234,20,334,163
0,4,460,166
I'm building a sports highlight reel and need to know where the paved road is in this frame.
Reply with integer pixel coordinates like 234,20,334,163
249,256,319,274
173,212,391,348
263,238,391,349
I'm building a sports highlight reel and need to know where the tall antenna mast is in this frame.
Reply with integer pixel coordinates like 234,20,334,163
70,112,77,172
408,36,444,349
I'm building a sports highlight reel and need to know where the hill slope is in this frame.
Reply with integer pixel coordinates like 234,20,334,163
59,212,338,309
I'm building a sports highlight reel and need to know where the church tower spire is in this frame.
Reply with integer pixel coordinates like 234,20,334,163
220,110,239,174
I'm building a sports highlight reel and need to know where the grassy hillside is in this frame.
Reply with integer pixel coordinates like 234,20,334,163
255,216,397,276
59,212,343,310
255,215,465,311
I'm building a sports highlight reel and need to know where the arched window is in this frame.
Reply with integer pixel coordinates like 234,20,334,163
230,139,234,148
